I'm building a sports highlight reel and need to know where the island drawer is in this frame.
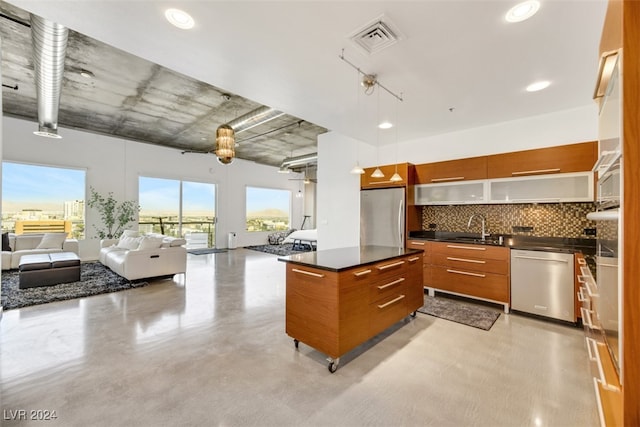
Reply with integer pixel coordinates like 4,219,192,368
369,256,410,282
369,276,407,304
369,292,408,336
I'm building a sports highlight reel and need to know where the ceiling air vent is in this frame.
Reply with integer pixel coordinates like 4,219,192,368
349,16,403,55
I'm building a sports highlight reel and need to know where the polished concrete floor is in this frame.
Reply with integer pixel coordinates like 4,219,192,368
1,249,598,426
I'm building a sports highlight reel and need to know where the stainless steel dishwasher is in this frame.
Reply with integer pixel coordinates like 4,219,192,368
510,249,575,322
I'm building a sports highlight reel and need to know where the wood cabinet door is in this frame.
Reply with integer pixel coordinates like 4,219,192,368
487,141,597,178
431,266,509,303
415,156,487,184
361,163,410,189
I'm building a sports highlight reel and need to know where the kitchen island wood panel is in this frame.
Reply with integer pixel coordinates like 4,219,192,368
407,239,432,287
280,246,423,371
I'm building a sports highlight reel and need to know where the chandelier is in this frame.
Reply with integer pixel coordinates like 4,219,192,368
215,124,235,164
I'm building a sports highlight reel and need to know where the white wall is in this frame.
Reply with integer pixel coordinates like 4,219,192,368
2,116,304,260
316,132,371,250
375,105,599,165
316,105,598,249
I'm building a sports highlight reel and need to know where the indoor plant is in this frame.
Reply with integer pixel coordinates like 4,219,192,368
87,187,140,239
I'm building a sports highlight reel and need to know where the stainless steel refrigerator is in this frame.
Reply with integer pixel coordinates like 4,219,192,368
360,187,405,248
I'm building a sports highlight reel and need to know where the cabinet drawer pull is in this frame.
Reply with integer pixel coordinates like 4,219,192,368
354,269,372,277
584,280,600,298
578,258,586,265
511,168,561,176
377,260,405,270
409,241,425,246
291,268,325,278
370,180,397,185
377,278,405,290
577,287,588,302
377,294,405,309
514,255,569,263
580,307,600,330
585,337,598,362
599,262,618,268
408,257,421,262
580,266,592,276
446,244,486,251
446,256,486,264
446,269,486,278
431,176,464,182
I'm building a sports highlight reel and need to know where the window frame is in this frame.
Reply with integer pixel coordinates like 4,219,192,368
245,185,292,232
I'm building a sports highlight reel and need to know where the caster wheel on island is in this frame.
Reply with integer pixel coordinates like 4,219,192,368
328,362,338,373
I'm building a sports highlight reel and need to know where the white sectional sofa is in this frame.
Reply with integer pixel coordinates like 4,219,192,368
99,232,187,281
2,233,80,271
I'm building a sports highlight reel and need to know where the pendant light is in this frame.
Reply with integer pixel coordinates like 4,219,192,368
389,93,403,183
350,68,365,175
215,124,235,164
371,85,385,179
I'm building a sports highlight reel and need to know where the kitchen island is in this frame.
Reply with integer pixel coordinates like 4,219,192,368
278,246,423,372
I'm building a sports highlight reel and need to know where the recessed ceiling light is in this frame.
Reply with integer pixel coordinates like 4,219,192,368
378,121,393,129
165,8,195,29
79,69,94,79
505,0,540,23
526,80,551,92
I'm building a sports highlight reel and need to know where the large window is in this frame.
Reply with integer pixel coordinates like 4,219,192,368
1,162,86,239
246,187,290,231
139,176,216,247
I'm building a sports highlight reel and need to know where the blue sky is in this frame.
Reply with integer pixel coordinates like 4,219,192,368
2,163,84,211
139,177,215,215
246,186,290,213
2,163,289,216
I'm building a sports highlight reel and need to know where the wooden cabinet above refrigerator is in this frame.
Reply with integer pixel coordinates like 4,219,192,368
360,163,414,189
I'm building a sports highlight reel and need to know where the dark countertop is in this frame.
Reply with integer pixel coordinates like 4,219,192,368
278,245,423,272
408,230,596,255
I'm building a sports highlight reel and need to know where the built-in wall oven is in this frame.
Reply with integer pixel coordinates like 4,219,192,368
586,50,623,384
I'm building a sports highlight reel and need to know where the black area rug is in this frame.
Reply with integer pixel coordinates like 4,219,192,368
1,262,148,310
244,243,312,256
417,294,500,331
187,248,228,255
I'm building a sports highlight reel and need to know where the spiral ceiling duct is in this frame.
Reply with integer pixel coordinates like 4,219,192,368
227,106,284,134
30,14,68,138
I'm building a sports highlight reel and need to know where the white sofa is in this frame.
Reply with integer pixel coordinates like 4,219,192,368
2,233,79,271
99,233,187,281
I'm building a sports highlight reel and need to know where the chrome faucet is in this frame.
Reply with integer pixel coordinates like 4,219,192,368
467,214,490,241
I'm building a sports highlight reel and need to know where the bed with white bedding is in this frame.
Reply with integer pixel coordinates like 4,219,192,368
282,229,317,249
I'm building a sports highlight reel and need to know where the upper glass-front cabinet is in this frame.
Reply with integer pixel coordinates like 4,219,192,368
415,180,487,205
488,172,594,203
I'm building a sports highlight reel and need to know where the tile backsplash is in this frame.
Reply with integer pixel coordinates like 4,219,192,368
421,202,597,238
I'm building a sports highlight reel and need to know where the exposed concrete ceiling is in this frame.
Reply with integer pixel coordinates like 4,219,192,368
0,1,326,169
2,1,608,169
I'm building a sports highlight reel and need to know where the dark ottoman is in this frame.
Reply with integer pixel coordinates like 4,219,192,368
19,252,81,289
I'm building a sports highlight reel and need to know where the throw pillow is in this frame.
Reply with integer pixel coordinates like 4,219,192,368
116,236,142,250
121,229,140,238
35,232,67,249
136,236,164,250
2,232,11,251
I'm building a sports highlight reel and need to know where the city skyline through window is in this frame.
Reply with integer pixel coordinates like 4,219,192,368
1,162,86,239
